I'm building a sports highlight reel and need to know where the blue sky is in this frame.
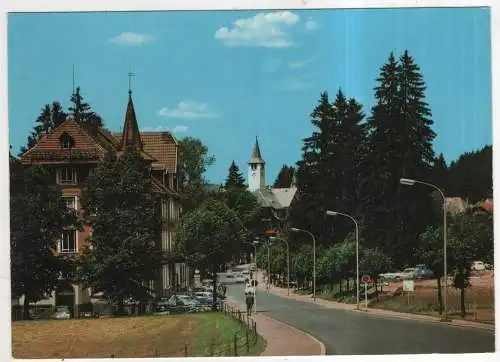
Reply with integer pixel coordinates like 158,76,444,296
8,8,491,185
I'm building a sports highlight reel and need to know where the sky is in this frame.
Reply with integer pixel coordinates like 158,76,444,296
7,7,492,185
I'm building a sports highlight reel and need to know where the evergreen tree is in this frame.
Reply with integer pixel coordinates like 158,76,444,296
19,102,67,155
273,165,296,188
225,160,246,188
10,161,79,319
448,145,492,202
79,150,161,311
361,51,436,266
290,91,335,245
69,86,103,127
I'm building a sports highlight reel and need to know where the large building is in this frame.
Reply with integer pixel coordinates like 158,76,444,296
247,137,297,234
17,89,189,315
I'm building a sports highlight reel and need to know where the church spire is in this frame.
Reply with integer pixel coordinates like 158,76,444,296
249,136,265,165
120,90,143,151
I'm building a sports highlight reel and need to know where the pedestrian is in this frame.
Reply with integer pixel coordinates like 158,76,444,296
245,292,255,317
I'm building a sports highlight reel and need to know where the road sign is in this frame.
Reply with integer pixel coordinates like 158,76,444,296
403,279,414,292
361,275,371,284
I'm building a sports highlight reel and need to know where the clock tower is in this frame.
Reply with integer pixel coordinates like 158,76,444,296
248,136,265,192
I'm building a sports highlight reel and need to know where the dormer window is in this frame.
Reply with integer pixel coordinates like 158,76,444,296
60,132,75,149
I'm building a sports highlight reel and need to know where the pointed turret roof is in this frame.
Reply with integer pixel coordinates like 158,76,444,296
120,90,143,151
248,136,265,164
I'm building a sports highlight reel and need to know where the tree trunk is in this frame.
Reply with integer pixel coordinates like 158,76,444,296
436,276,443,315
460,285,466,318
212,265,218,311
23,293,30,320
374,277,380,302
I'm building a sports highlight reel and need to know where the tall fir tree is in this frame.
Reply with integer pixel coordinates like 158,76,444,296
273,165,296,188
19,101,67,155
361,51,436,266
225,160,246,188
69,86,103,127
290,91,336,246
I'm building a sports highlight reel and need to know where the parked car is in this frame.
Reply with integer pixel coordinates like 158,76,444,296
414,264,434,280
223,274,236,285
51,306,71,320
234,273,246,284
400,268,417,280
154,294,203,315
471,261,486,272
378,271,403,280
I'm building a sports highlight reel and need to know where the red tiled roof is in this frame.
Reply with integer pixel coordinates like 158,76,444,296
113,132,177,173
20,120,109,163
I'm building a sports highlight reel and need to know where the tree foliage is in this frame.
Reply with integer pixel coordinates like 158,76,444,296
225,160,246,188
273,164,296,188
10,160,79,319
68,86,103,127
79,150,161,307
19,102,67,155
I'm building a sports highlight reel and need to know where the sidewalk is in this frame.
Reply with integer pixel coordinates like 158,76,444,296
255,270,495,331
224,298,326,356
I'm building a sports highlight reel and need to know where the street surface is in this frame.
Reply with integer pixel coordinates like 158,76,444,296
227,284,495,355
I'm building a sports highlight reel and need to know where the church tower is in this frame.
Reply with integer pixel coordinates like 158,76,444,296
248,136,265,192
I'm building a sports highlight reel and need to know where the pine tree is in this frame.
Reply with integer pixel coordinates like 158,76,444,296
290,91,336,245
361,51,436,267
273,165,296,188
225,160,246,188
19,102,67,155
69,86,103,127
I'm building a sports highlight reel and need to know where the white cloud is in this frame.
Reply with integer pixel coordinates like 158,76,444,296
109,32,151,46
140,125,189,134
279,78,312,92
288,60,307,69
214,11,300,48
305,17,318,32
157,100,218,119
172,125,189,133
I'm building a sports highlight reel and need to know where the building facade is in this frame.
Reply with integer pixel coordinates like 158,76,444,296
18,90,189,314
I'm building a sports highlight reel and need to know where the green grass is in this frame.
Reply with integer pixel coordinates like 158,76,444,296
190,313,266,357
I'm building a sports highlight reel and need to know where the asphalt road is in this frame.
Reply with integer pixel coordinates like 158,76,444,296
227,284,495,355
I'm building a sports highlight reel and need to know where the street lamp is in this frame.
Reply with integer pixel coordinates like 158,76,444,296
400,177,448,321
269,236,290,296
326,210,360,310
290,227,316,301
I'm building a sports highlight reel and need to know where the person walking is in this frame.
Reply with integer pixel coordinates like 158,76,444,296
245,292,255,317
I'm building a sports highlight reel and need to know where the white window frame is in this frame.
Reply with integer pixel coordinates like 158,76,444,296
57,167,78,185
161,199,167,219
168,199,174,221
162,265,168,290
62,196,78,211
59,229,78,254
161,228,168,251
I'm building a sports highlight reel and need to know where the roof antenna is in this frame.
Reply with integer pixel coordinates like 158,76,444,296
72,64,75,94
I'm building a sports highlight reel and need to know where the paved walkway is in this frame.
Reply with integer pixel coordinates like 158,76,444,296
255,270,494,331
224,297,325,356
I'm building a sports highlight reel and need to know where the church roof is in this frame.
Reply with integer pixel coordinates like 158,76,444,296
120,91,143,150
253,186,297,210
248,136,265,164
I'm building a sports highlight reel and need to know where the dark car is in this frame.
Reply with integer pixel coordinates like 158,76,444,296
414,264,434,280
154,295,203,315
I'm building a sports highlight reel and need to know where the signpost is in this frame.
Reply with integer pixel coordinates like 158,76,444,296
403,279,415,307
361,275,371,311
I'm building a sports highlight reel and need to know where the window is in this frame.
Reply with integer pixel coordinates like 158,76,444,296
162,265,168,290
60,230,77,253
161,228,168,251
62,196,77,210
161,199,167,219
57,167,77,185
59,133,75,149
169,199,175,221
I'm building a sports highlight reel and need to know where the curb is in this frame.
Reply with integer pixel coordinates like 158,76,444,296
225,297,326,356
255,273,494,332
256,313,327,355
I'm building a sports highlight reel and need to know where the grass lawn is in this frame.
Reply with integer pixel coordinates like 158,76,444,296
12,313,266,358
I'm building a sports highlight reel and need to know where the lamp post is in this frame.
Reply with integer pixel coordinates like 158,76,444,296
326,211,360,310
400,177,448,321
269,236,290,296
290,227,316,301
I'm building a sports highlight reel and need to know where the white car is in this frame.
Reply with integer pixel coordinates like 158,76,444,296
235,273,247,284
471,261,486,271
400,268,417,280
